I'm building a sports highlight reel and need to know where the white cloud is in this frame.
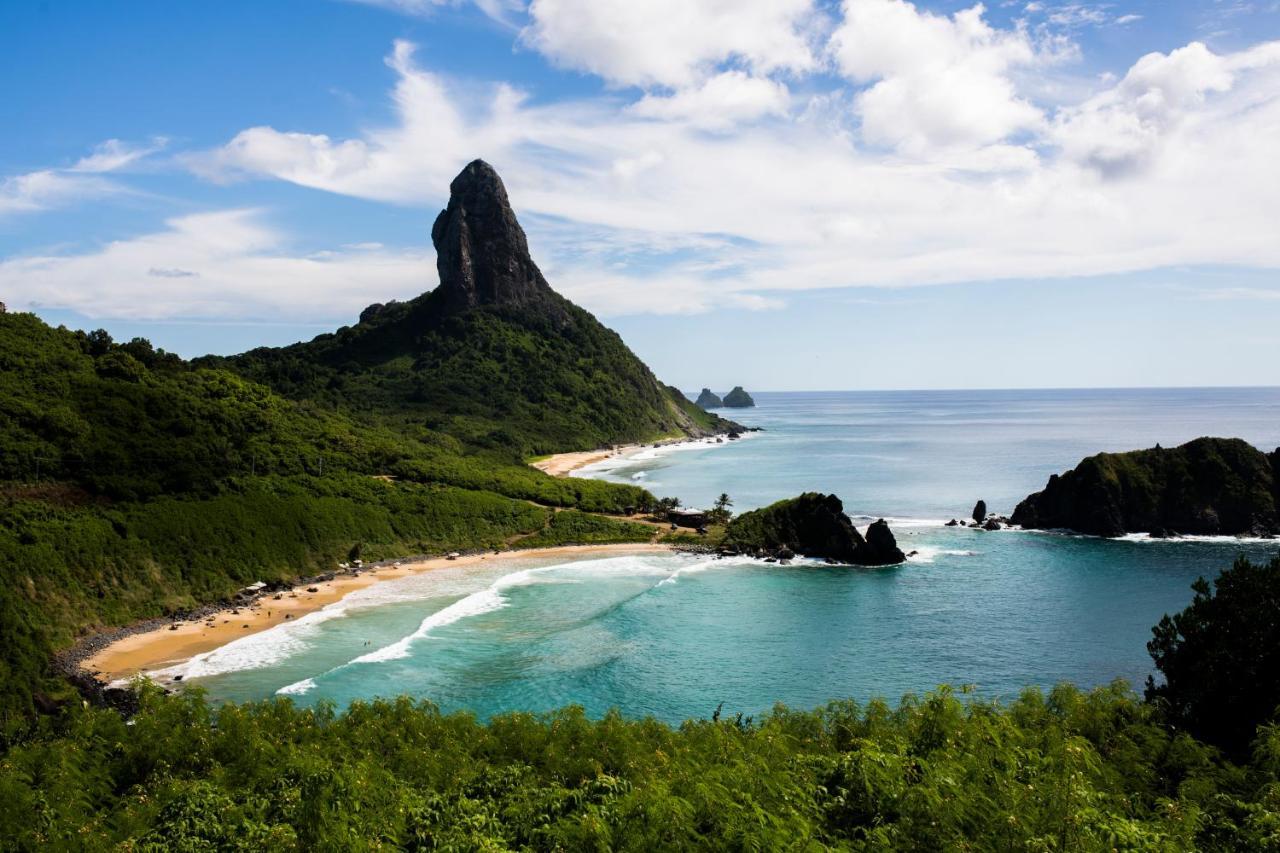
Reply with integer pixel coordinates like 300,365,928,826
0,138,163,216
629,71,791,129
0,210,433,321
195,41,486,202
830,0,1048,153
1051,41,1277,174
70,138,167,173
0,170,116,216
347,0,523,26
16,9,1280,324
521,0,820,88
1046,3,1110,27
178,31,1280,320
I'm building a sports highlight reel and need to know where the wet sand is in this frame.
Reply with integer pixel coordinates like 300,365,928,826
82,543,673,683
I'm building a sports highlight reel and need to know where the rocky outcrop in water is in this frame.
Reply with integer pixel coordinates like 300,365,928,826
721,493,905,565
1011,437,1280,537
972,500,987,523
695,388,724,409
723,387,755,408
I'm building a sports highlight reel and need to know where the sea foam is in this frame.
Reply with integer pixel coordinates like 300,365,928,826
351,554,694,664
276,678,316,696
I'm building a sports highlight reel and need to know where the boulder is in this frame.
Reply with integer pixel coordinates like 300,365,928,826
982,519,1002,531
946,518,959,527
972,500,987,523
864,518,907,564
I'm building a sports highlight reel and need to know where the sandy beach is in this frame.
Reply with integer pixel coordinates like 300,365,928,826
531,434,741,478
529,443,650,477
82,543,673,684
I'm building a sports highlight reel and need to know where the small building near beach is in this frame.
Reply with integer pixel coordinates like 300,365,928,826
669,509,709,528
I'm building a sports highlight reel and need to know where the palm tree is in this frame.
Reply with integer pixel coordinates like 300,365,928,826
712,493,733,523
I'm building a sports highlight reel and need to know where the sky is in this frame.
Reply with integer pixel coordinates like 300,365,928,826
2,0,1279,391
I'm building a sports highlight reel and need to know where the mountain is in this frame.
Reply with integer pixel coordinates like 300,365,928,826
0,160,745,723
695,388,723,409
722,386,756,408
213,160,737,455
1011,437,1280,537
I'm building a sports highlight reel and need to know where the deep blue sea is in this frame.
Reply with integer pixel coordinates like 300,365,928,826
174,388,1280,722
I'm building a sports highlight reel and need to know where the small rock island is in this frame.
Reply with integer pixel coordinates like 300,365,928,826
720,492,905,565
1011,437,1280,538
722,386,756,408
695,388,724,409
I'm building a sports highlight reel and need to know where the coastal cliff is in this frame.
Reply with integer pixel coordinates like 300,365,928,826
722,492,905,565
1011,437,1280,537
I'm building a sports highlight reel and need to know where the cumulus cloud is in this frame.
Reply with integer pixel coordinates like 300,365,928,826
1052,41,1280,175
183,31,1280,313
11,7,1280,323
521,0,819,88
831,0,1049,152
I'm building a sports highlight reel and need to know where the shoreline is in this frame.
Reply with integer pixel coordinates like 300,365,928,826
77,543,674,685
531,431,752,479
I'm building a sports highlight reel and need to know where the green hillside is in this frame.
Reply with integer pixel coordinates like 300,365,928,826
0,310,658,728
212,296,727,457
205,161,735,457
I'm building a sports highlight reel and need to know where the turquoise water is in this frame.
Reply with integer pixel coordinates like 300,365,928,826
176,389,1280,722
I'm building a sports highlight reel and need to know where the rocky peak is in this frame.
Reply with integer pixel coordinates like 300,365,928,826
430,159,555,314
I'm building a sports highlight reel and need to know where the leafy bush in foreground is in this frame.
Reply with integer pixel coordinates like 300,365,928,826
1,682,1277,850
1147,554,1280,759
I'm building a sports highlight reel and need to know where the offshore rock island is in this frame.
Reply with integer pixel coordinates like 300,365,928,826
692,386,755,409
1012,437,1280,537
694,388,724,409
722,493,906,566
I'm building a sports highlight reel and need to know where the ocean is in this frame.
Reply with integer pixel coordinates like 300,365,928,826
174,388,1280,722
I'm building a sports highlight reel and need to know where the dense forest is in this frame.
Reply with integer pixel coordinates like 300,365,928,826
0,555,1278,850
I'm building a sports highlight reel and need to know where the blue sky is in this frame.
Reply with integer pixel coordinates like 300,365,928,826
2,0,1279,390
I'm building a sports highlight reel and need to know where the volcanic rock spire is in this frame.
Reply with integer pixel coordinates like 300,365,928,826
430,159,555,314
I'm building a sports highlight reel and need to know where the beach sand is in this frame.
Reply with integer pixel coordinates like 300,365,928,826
531,434,735,478
529,445,645,477
82,543,673,683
